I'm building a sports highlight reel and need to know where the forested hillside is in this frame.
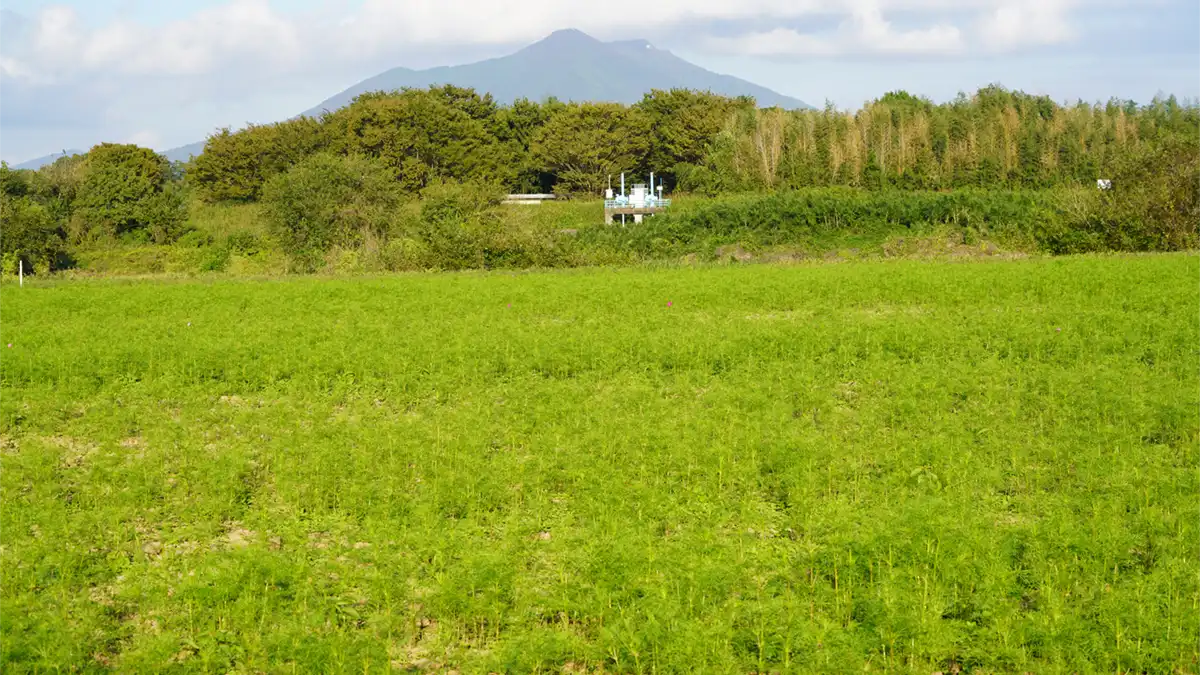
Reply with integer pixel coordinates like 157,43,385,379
2,85,1197,275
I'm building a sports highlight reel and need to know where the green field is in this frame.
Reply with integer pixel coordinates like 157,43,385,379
2,254,1197,673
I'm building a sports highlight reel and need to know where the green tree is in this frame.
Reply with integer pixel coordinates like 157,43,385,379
34,153,87,223
190,117,326,202
74,144,187,243
0,190,68,274
637,89,750,188
0,162,32,198
327,89,505,192
427,84,498,123
532,102,651,195
490,98,561,193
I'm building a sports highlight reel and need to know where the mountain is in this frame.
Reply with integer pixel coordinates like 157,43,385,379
153,29,809,162
15,146,197,167
16,31,811,167
163,141,206,163
13,149,84,170
302,29,809,117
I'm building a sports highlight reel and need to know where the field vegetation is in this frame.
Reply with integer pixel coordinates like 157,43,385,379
2,253,1197,672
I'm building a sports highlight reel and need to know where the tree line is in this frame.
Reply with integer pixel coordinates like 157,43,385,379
188,84,1198,200
1,84,1196,273
186,86,746,201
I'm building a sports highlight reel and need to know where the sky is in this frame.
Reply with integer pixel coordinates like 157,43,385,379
1,0,1197,164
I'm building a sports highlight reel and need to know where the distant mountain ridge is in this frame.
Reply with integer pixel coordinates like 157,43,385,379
301,29,810,118
13,149,83,171
14,29,811,167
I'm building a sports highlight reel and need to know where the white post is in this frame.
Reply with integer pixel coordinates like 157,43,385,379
18,259,23,287
620,173,625,197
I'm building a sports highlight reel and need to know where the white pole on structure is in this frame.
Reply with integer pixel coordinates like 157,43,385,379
18,259,23,287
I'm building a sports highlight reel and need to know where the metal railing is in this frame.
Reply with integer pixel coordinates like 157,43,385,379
604,199,671,209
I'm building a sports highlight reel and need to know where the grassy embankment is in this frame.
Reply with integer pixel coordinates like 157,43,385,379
60,188,1106,278
2,253,1197,672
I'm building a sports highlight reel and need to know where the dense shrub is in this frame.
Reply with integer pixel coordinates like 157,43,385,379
261,153,401,271
413,180,504,269
579,188,1063,258
366,180,571,271
490,97,563,194
636,89,754,191
1039,136,1199,253
0,163,71,274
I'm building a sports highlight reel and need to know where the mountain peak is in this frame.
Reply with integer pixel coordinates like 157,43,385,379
536,28,602,47
292,30,808,123
156,29,811,161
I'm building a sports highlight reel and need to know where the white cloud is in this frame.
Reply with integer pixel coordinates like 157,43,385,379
123,130,162,148
0,0,1127,83
0,0,1181,163
0,55,48,83
339,0,982,51
979,0,1077,50
9,0,301,81
705,2,965,57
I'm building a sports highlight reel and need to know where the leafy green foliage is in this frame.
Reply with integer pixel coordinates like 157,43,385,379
180,85,1200,205
532,102,651,195
1,161,79,274
0,161,31,197
73,143,187,244
190,118,327,202
579,188,1085,260
0,191,68,274
261,153,401,271
490,97,563,193
426,83,499,122
1094,136,1198,251
405,180,569,270
32,154,88,224
637,88,754,187
1035,137,1200,254
325,89,506,193
180,84,1197,246
409,180,500,269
